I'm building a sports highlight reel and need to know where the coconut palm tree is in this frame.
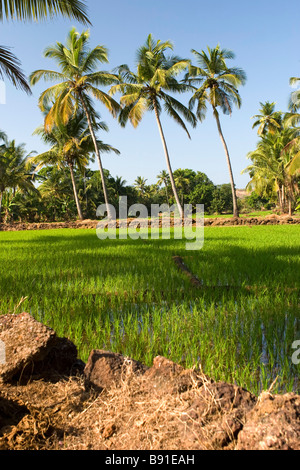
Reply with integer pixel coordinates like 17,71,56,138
110,34,197,218
134,176,148,199
280,131,300,214
173,168,190,207
242,126,300,214
186,45,247,218
31,110,120,220
109,175,127,200
37,166,72,221
251,101,282,136
0,137,36,220
0,0,89,94
157,170,170,204
29,28,120,218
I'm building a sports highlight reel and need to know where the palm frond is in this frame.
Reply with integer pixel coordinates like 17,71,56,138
284,112,300,127
36,81,69,112
81,46,109,72
86,71,119,87
29,69,65,85
286,151,300,175
163,99,192,138
113,64,139,85
161,91,197,128
86,85,120,117
0,0,90,24
0,45,31,94
127,96,148,128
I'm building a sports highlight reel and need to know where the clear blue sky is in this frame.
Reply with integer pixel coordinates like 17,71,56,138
1,0,299,188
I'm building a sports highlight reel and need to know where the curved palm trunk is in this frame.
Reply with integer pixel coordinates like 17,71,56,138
153,101,183,219
69,163,83,220
79,93,113,219
213,108,239,218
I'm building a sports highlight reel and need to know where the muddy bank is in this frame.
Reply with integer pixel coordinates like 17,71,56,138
0,214,300,232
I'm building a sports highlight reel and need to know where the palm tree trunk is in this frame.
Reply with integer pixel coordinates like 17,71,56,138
83,169,88,216
213,108,239,218
153,101,183,219
288,182,294,216
79,93,113,219
276,181,284,212
288,198,292,217
277,189,282,211
282,185,287,213
0,191,3,222
164,184,169,205
69,163,84,220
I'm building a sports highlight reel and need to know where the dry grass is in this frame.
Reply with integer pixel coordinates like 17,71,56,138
62,363,245,451
0,361,256,451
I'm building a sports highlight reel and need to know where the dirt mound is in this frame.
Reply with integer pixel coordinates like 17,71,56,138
0,313,299,450
0,215,300,232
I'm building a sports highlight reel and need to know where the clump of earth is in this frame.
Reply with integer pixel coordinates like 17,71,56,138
0,313,299,450
0,213,299,234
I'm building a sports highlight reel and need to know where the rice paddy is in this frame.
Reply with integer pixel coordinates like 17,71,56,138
0,224,299,395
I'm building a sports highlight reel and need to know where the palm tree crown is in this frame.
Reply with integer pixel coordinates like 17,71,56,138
30,28,119,130
111,34,196,134
134,176,148,197
251,101,282,135
187,45,246,114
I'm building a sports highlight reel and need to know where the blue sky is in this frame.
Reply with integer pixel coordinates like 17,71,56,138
1,0,299,188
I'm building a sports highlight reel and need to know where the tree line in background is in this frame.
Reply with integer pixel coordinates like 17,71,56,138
0,2,299,222
0,149,240,223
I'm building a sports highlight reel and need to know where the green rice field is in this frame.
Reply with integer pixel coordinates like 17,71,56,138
0,224,299,395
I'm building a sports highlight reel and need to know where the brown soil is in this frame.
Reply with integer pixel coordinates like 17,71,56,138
0,348,299,451
0,214,300,233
